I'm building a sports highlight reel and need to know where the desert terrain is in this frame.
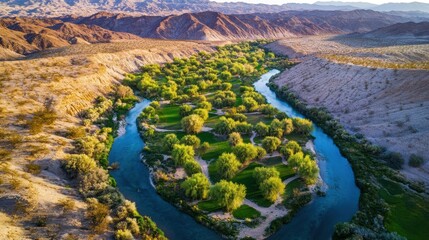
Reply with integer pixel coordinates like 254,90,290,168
0,39,215,239
267,33,429,185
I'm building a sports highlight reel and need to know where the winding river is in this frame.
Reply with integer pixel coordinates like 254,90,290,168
109,69,360,240
255,69,360,240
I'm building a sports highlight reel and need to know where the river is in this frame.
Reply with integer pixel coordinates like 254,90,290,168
108,99,221,240
255,69,360,240
109,69,360,240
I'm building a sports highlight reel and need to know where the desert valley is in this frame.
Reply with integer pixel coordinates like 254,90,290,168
0,1,428,240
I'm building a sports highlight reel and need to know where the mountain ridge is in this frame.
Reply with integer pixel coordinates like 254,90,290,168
1,0,429,17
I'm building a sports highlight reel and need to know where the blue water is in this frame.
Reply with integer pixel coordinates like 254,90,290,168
108,99,221,240
255,70,360,240
109,69,360,240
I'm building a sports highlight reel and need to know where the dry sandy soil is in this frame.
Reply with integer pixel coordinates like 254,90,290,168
0,39,216,239
267,36,429,186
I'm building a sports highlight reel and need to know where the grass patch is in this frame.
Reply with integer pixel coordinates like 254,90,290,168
274,164,296,181
232,162,272,207
201,140,231,161
197,199,222,213
260,156,283,166
378,179,429,240
157,104,182,130
245,113,272,125
285,178,306,197
232,204,261,220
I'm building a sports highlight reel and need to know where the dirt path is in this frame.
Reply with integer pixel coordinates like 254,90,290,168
239,198,289,239
250,131,257,145
196,157,212,184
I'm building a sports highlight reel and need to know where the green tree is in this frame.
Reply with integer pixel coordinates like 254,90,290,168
184,160,202,175
214,116,236,135
280,140,301,158
255,122,269,137
220,71,233,81
217,153,242,179
197,101,212,111
180,135,201,149
181,114,204,134
299,155,319,185
232,143,258,163
221,82,232,90
181,173,210,200
253,167,280,183
260,177,285,202
292,118,313,135
193,108,209,121
228,132,243,147
243,97,259,112
262,136,281,153
256,146,267,160
287,151,304,170
210,180,246,212
171,144,195,166
282,118,294,135
180,104,193,117
161,133,179,152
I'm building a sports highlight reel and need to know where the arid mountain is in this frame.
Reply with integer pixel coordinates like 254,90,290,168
0,17,141,54
0,9,411,55
2,0,429,17
66,10,408,40
359,21,429,38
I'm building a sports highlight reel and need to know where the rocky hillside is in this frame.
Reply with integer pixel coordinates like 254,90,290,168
357,21,429,38
0,17,141,55
267,38,429,186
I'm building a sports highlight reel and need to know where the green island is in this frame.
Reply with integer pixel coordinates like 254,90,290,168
119,42,321,238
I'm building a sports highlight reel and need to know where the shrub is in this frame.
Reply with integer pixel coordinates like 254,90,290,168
383,152,404,170
409,154,424,168
184,160,202,175
64,154,97,178
86,198,110,233
115,229,133,240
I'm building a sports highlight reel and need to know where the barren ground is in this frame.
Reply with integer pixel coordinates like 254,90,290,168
267,36,429,186
0,39,216,239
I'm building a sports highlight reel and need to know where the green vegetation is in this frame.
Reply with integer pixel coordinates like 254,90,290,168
216,153,242,179
64,91,165,239
130,42,317,238
181,173,210,200
210,180,246,212
232,204,261,220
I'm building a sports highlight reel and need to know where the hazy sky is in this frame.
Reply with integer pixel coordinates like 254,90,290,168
212,0,429,4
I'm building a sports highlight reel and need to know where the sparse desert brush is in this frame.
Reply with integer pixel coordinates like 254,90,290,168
27,108,57,134
409,154,424,168
67,126,87,139
26,163,42,175
58,198,76,213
